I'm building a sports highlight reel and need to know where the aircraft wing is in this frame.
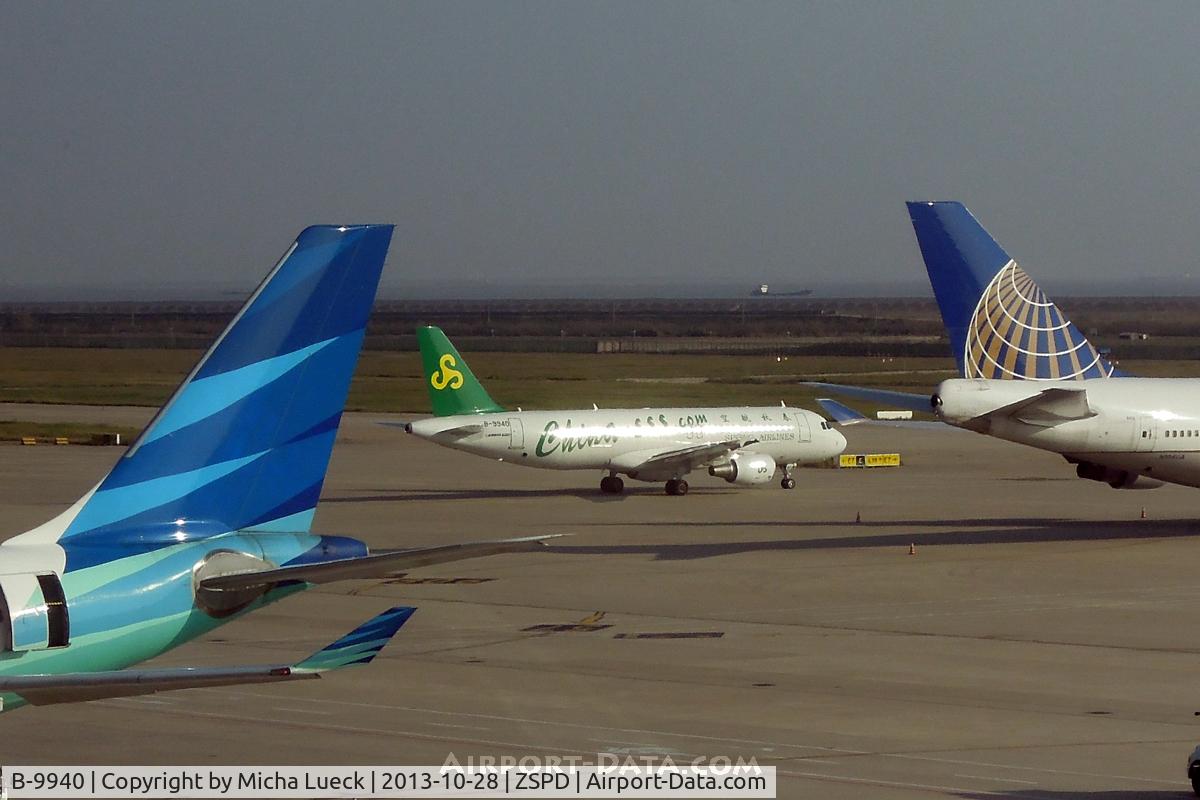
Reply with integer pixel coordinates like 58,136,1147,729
967,387,1094,428
616,439,748,476
804,382,934,414
198,535,559,593
0,606,414,706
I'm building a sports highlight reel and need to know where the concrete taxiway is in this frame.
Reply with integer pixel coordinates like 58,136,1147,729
2,403,1200,798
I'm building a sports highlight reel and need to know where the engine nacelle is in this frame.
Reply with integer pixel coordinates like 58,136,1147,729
709,452,776,485
0,572,70,652
1075,461,1163,490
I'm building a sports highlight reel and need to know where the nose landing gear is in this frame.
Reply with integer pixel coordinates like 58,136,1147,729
780,464,796,490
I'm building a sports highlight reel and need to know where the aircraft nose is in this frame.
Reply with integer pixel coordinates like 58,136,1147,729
829,428,847,456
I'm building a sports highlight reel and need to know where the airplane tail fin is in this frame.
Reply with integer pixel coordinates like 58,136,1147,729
55,225,394,568
906,201,1115,380
417,326,505,416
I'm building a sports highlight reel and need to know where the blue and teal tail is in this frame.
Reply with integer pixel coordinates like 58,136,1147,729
59,225,394,569
907,201,1116,381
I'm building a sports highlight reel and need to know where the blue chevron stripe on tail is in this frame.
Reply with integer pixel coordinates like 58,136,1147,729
906,201,1119,381
59,225,394,570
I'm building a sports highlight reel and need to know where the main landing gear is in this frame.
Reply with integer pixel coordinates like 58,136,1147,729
600,475,625,494
665,479,689,496
781,465,796,490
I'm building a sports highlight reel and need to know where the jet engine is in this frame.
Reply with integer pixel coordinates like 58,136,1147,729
709,452,776,485
0,572,70,651
1074,461,1163,490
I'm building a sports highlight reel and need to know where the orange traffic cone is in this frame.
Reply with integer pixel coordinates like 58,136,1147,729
1140,507,1147,519
908,543,916,556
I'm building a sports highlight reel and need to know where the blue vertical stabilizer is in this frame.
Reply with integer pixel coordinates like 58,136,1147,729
907,201,1116,381
60,225,394,568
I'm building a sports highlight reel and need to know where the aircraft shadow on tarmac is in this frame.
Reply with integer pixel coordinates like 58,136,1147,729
322,487,740,504
543,518,1200,561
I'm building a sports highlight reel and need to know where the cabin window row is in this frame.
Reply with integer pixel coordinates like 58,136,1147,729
1150,429,1200,439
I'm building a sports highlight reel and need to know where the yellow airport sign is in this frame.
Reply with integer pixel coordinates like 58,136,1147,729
839,453,902,468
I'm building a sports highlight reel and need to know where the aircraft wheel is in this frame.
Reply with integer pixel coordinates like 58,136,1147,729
665,479,688,496
600,476,624,494
781,477,796,490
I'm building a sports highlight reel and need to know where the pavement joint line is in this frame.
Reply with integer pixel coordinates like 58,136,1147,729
312,654,1200,731
109,697,173,706
953,773,1038,785
336,594,1200,655
883,752,1188,786
774,768,1002,795
184,690,1190,791
190,688,870,755
423,722,490,731
94,702,601,757
750,587,1200,617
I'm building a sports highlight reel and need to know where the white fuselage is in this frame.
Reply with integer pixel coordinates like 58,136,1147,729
935,378,1200,488
407,406,845,481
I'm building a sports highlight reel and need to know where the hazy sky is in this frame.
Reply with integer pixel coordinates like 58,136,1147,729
3,1,1200,298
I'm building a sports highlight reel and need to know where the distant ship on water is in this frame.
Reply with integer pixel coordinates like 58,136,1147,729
751,283,813,297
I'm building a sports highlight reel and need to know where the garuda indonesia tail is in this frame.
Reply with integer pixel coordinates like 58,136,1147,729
23,226,548,574
40,226,394,570
909,201,1119,380
0,225,551,712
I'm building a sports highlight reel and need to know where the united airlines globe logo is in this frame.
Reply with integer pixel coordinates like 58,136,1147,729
965,260,1114,380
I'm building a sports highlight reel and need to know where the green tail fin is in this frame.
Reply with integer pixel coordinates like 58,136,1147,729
417,326,505,416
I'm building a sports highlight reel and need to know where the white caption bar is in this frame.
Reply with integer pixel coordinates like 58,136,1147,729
1,767,776,799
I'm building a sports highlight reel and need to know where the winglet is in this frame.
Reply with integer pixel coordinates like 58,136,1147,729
815,398,868,425
294,606,416,674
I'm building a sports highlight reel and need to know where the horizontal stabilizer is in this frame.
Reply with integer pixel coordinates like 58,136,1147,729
972,387,1095,428
198,535,559,592
815,398,868,425
379,421,484,439
0,606,414,706
816,398,962,432
805,383,933,414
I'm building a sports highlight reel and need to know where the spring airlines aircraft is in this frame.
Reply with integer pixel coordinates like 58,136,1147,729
0,226,545,713
400,327,846,495
816,201,1200,491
